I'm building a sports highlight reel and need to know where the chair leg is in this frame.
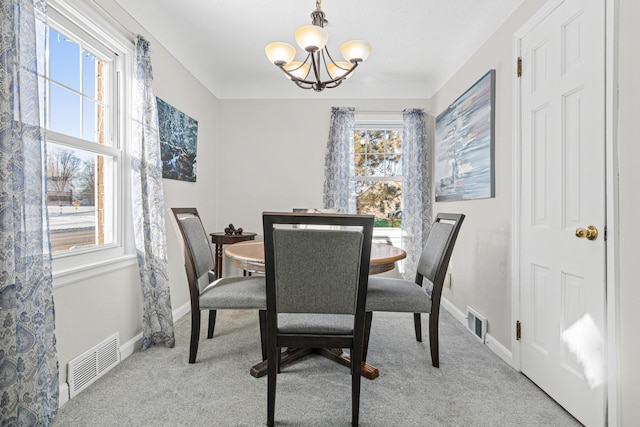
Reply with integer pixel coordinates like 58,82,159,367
267,342,279,427
351,343,362,427
429,313,439,368
413,313,422,342
362,312,373,362
189,309,201,364
259,310,267,361
207,310,217,339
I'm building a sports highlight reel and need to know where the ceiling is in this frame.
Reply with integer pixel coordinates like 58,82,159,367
114,0,524,100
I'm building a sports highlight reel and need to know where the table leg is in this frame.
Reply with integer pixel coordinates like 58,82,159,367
249,348,379,380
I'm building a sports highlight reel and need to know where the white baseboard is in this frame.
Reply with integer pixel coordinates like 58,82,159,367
58,382,69,408
440,296,467,324
119,301,190,360
485,332,514,367
119,332,142,361
172,301,190,322
441,296,514,368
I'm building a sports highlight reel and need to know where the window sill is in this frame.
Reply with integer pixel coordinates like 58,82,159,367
52,254,138,289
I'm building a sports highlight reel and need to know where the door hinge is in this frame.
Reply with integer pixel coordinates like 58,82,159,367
516,320,521,341
517,57,522,77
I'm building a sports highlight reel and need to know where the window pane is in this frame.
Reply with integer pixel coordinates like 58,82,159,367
50,83,80,137
355,129,402,177
82,50,98,97
47,143,112,253
356,180,402,227
83,98,97,142
49,28,80,91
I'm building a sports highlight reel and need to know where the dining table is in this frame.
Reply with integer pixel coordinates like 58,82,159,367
225,240,407,380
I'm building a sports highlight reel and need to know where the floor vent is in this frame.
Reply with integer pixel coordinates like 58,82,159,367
466,306,487,343
68,333,120,398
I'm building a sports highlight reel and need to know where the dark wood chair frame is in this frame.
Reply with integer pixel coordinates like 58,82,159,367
171,207,267,364
263,211,374,427
363,212,465,368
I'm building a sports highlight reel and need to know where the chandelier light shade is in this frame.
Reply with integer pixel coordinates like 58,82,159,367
265,42,296,66
265,0,371,91
294,25,329,52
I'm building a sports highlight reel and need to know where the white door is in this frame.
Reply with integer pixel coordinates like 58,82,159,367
517,0,606,425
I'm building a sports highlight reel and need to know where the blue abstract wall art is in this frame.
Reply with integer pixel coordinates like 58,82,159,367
156,97,198,182
435,70,495,201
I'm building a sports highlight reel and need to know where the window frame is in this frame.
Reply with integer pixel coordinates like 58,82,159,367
46,0,136,287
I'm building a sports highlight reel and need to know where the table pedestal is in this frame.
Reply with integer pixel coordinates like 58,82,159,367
249,348,379,380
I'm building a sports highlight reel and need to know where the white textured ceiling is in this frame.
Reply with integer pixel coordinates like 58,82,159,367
115,0,524,99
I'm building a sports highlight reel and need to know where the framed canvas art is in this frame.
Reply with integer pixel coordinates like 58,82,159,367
435,69,495,201
156,97,198,182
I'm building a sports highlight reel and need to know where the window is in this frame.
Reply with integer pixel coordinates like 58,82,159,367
41,1,134,282
354,115,403,247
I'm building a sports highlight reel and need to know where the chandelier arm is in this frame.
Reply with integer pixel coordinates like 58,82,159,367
324,79,345,89
322,46,340,68
276,65,316,88
322,47,359,82
294,80,314,90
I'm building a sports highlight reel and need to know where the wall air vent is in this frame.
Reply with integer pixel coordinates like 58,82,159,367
68,333,120,398
466,306,487,343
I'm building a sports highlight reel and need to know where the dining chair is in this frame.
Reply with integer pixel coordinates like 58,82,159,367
363,213,465,368
262,211,374,427
171,208,267,364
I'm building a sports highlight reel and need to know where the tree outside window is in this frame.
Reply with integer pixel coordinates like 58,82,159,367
354,129,402,228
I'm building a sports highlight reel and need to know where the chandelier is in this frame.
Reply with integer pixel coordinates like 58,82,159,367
265,0,372,92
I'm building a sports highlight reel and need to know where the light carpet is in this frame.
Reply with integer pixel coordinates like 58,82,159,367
52,309,581,426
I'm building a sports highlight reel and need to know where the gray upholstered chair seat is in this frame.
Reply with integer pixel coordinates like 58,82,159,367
277,313,354,334
200,275,266,309
366,276,433,313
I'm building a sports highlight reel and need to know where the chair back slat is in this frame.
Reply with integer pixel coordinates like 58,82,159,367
273,228,364,315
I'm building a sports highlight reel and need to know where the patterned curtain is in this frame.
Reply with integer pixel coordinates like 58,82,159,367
132,36,175,350
401,109,432,280
0,0,59,424
323,107,356,213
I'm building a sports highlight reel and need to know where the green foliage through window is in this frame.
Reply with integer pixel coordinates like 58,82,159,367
355,130,402,227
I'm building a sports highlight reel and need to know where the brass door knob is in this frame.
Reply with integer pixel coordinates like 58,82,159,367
575,225,598,240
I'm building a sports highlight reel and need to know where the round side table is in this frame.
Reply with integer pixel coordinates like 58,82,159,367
209,232,257,278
